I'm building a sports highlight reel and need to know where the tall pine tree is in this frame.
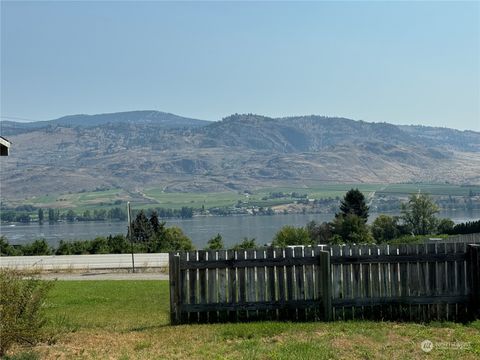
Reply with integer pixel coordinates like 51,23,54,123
337,188,369,223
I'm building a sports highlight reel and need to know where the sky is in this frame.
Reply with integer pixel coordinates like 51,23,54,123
1,1,479,131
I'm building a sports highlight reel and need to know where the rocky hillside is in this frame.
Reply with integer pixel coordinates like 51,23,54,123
1,111,479,201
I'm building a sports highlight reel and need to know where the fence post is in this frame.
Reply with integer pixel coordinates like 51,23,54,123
169,253,181,324
467,244,480,319
319,250,332,321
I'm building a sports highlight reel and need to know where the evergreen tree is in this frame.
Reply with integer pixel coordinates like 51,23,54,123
232,237,257,250
206,234,224,250
131,210,152,242
337,188,369,222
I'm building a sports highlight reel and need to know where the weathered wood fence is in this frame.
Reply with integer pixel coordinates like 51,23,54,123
169,243,480,324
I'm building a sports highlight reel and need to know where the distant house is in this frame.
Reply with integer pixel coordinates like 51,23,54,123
0,136,11,156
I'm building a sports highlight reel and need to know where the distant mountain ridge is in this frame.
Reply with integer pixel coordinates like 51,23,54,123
1,111,479,200
1,110,210,136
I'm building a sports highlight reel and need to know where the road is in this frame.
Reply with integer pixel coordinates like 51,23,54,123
38,271,169,281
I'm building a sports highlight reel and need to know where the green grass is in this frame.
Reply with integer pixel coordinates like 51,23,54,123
379,183,480,196
9,182,480,214
8,280,477,359
26,188,130,211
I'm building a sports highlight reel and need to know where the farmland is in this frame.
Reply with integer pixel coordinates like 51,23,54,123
9,183,480,212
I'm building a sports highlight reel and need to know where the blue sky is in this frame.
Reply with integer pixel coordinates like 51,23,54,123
1,1,479,130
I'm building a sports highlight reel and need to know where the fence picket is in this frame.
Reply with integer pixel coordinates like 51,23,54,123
256,248,267,320
246,249,257,320
275,248,287,320
198,250,208,323
217,250,227,322
285,247,296,320
294,247,306,321
237,250,247,321
227,249,238,322
207,250,217,323
188,251,198,323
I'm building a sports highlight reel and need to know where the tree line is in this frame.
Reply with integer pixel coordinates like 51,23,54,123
0,206,195,224
1,189,479,256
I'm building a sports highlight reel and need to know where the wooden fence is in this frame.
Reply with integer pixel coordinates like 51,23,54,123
169,243,480,324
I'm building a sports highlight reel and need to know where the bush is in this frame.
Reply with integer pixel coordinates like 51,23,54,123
371,215,400,243
205,234,224,250
332,214,374,244
272,226,312,247
306,221,333,244
0,236,22,256
232,237,257,250
161,227,194,252
0,270,53,356
20,239,52,256
437,218,455,234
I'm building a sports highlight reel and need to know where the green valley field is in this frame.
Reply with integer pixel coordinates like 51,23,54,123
9,183,480,211
8,280,480,359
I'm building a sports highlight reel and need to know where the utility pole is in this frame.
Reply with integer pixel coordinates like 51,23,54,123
127,201,135,273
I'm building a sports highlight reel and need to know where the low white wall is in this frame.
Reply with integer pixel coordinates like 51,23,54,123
0,253,169,270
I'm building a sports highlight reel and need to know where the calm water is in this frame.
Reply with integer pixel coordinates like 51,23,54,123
1,210,479,248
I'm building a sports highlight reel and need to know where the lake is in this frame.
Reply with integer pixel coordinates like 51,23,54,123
1,210,479,248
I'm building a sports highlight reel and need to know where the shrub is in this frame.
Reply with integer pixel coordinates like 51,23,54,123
0,270,53,356
161,227,195,252
0,237,23,256
272,226,312,247
20,239,52,256
205,234,224,250
232,237,257,250
332,214,374,244
371,215,400,243
437,218,455,234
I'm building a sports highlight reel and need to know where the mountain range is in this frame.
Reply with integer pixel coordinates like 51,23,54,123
1,110,479,201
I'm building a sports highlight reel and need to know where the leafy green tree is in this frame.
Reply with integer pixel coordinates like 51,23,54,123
401,193,439,235
232,237,257,250
332,214,374,244
82,210,92,221
15,213,31,223
272,225,312,247
65,209,76,222
38,208,44,224
48,208,59,223
337,188,369,223
206,234,224,250
93,209,107,221
0,211,16,222
371,215,400,243
437,218,455,234
162,227,194,251
306,221,333,244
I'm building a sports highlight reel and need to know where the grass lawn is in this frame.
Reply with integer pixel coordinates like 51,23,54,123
8,280,480,359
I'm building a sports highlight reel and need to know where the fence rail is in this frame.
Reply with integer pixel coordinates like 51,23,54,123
170,242,480,324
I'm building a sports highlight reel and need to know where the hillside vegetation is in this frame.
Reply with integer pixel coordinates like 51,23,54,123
1,111,479,201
